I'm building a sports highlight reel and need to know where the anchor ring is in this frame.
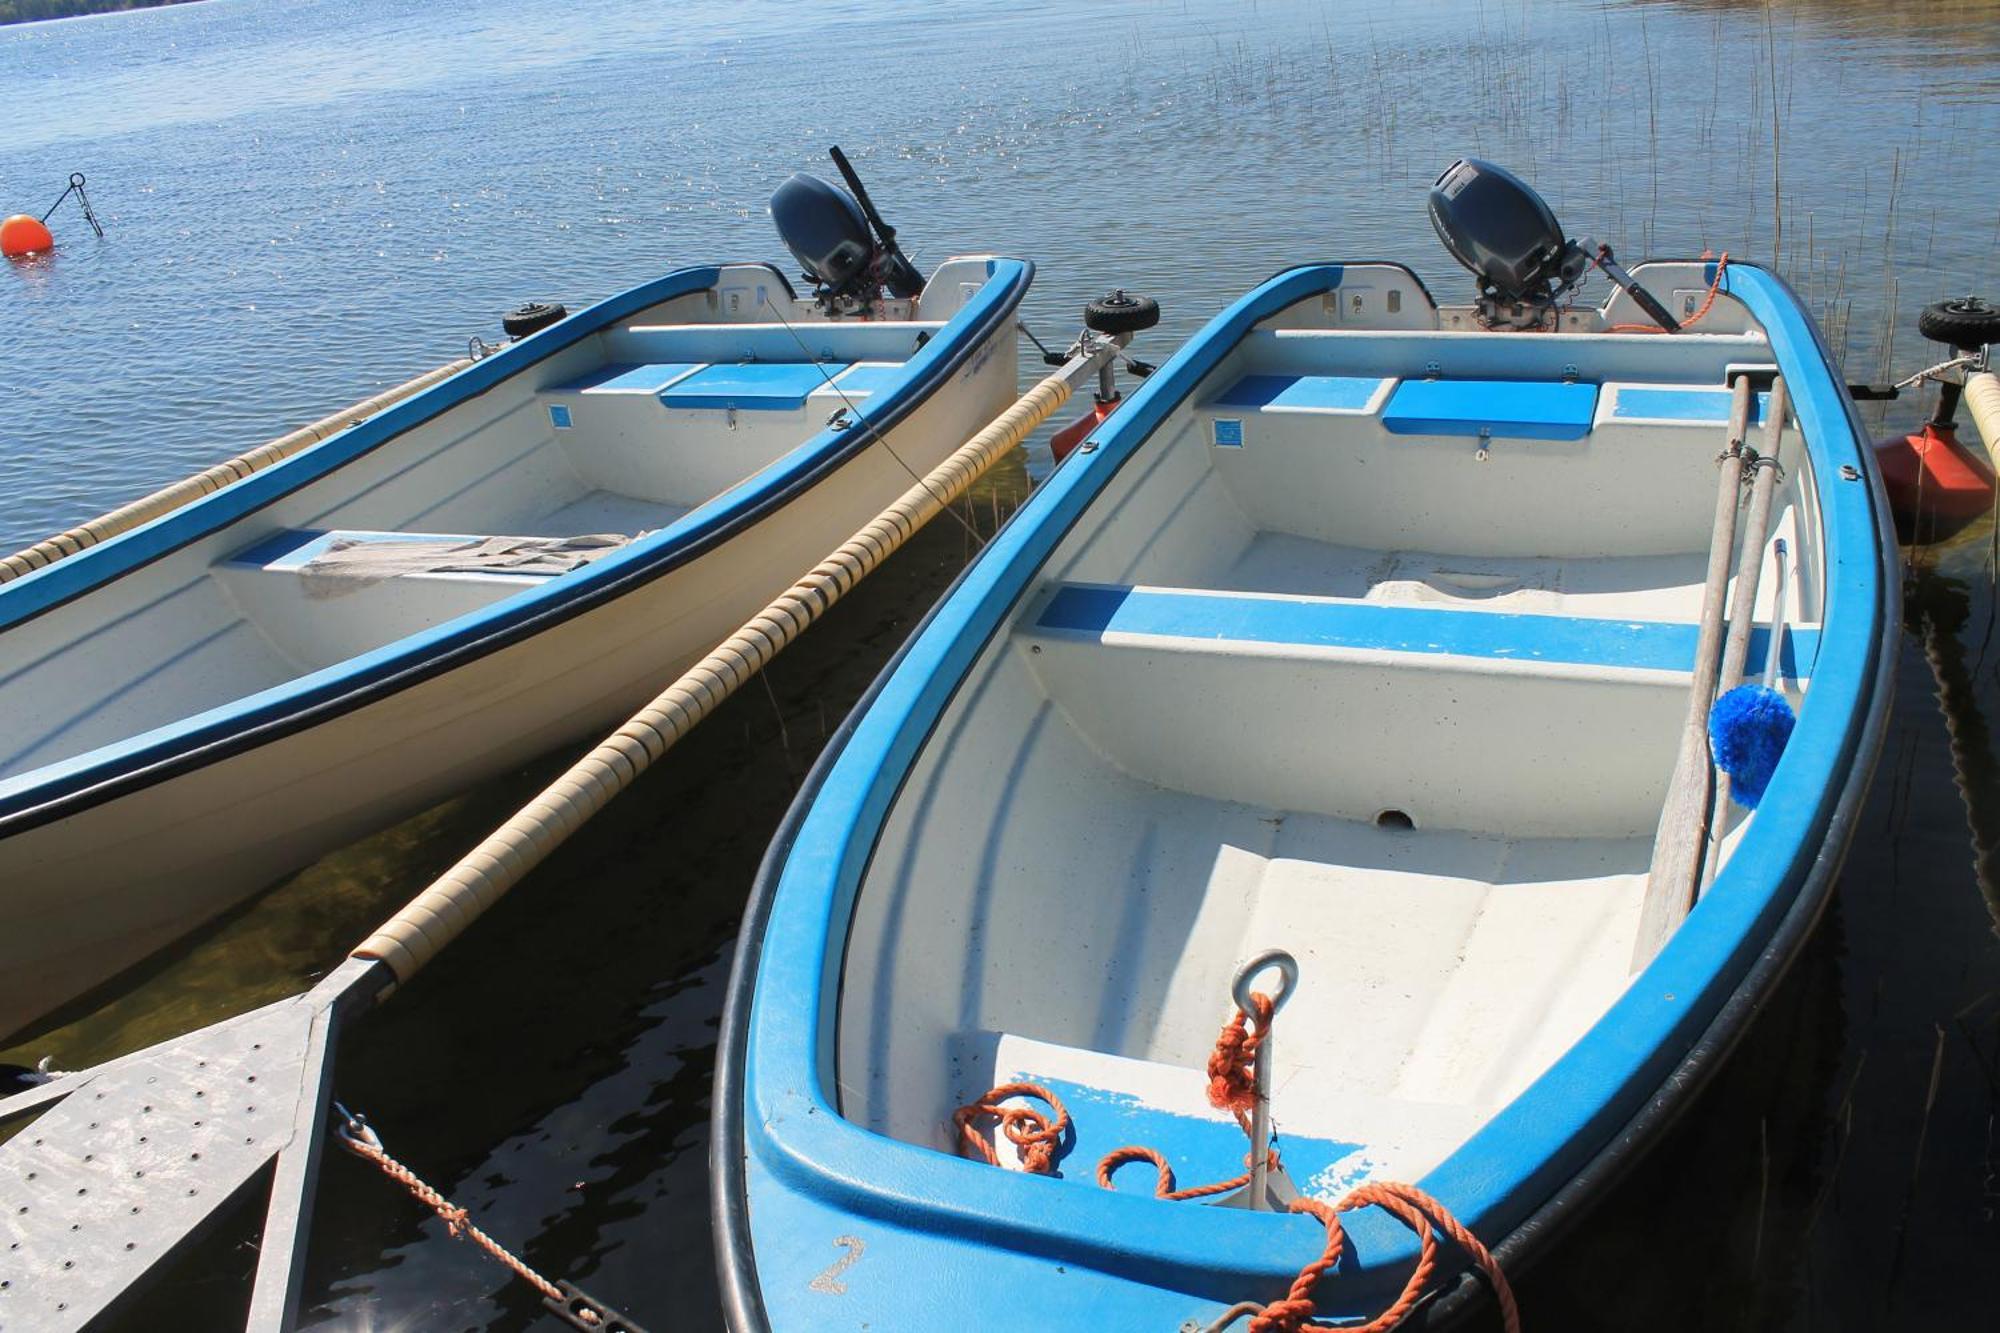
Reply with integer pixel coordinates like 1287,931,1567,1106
1232,949,1298,1017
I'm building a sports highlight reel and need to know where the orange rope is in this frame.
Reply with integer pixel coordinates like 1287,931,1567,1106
1610,251,1729,334
952,993,1520,1331
339,1126,586,1318
952,1080,1070,1174
1247,1182,1519,1333
1207,991,1274,1118
1096,1143,1281,1201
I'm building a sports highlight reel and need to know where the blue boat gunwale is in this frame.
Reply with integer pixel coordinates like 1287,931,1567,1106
0,256,1035,832
717,259,1892,1321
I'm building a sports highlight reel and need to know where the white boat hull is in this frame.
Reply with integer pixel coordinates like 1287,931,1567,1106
0,259,1023,1039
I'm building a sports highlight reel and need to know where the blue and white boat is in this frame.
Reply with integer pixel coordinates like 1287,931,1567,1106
714,164,1895,1328
0,158,1030,1043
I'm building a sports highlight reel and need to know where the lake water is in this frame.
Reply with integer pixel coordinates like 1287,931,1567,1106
2,0,1998,1328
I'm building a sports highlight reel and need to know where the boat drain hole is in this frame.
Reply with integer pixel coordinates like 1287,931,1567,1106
1374,808,1416,831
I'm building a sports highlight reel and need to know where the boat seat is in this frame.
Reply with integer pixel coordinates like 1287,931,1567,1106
1600,382,1773,427
1017,582,1814,837
540,361,900,438
1027,582,1812,678
550,363,706,396
1207,374,1395,416
1381,378,1600,441
950,1031,1408,1200
223,528,615,586
215,528,625,671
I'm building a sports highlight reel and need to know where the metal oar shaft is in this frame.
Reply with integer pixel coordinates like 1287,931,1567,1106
354,340,1119,987
1634,374,1755,967
1707,378,1789,848
1717,378,1789,693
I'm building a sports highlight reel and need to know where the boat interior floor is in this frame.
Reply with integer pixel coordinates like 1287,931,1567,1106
510,488,692,539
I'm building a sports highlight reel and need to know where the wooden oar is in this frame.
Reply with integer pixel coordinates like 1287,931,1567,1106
0,332,1128,1332
1632,374,1756,968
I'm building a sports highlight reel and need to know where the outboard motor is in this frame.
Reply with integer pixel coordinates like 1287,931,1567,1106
770,146,924,316
1428,157,1682,333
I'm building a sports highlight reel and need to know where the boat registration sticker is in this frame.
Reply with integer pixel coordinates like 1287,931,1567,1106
549,404,573,430
1213,418,1244,448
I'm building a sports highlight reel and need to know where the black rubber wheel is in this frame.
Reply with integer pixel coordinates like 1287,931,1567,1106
1917,296,2000,350
1084,290,1161,335
502,301,568,339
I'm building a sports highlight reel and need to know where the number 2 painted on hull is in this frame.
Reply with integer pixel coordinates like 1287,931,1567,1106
808,1234,864,1294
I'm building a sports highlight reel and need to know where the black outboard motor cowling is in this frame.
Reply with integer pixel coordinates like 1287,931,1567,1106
769,150,925,315
1428,156,1683,333
1429,160,1577,304
1428,159,1587,328
771,173,877,297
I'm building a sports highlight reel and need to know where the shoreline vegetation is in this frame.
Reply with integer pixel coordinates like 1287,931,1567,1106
0,0,198,25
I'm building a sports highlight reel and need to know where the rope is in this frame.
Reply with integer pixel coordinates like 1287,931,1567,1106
1096,1144,1278,1202
953,1081,1070,1174
335,1112,593,1322
355,365,1078,983
0,357,474,585
1247,1184,1519,1333
1207,991,1273,1119
1609,251,1728,334
953,993,1519,1331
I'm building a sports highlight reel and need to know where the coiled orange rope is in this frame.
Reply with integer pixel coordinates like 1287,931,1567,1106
953,994,1519,1331
953,1080,1071,1175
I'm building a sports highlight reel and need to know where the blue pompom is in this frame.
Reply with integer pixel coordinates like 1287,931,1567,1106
1708,684,1797,809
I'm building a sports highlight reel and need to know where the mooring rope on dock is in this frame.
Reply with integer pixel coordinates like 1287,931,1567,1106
0,357,474,584
332,1106,576,1313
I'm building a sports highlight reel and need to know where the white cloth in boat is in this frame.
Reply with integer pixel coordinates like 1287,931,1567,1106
299,532,633,598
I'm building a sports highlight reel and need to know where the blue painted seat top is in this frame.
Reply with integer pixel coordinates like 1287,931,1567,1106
551,362,704,394
1210,373,1387,413
1613,385,1770,425
829,362,908,397
1035,582,1815,678
1382,378,1600,441
660,361,849,411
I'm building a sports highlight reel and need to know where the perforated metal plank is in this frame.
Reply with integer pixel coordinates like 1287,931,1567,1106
0,996,325,1330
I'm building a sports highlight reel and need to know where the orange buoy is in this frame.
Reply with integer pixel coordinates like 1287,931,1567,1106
1,214,54,258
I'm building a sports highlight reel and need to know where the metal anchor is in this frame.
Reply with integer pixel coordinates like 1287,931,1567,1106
1218,948,1301,1213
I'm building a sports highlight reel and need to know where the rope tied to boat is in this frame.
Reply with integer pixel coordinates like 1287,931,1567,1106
952,1081,1070,1174
332,1105,586,1319
953,975,1519,1331
1206,990,1274,1122
1240,1184,1518,1333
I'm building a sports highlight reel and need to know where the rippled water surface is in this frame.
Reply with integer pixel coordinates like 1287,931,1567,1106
2,0,1998,1328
